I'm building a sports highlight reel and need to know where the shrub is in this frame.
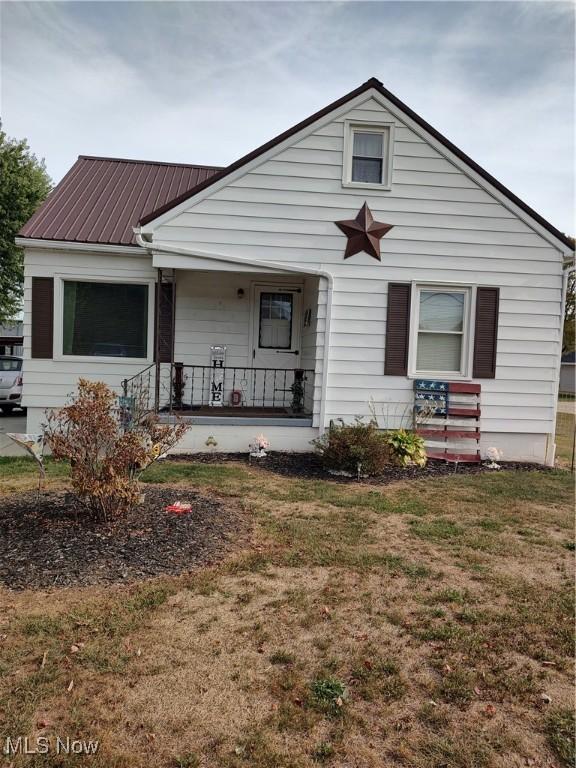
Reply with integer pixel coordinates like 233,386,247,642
312,418,391,476
44,379,188,520
386,428,427,467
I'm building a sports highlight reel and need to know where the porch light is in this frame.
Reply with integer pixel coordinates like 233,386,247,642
237,288,245,299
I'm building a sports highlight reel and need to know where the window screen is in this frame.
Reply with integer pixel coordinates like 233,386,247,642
259,293,293,349
416,291,465,373
63,281,148,358
351,131,384,183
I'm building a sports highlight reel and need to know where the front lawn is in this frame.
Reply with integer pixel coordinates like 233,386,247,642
0,459,574,767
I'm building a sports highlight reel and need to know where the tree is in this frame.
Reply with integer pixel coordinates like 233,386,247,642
0,126,52,323
563,237,575,356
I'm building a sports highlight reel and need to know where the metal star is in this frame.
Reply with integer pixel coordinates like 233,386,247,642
335,202,394,260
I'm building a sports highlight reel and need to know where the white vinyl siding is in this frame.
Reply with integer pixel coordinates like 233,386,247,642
22,250,157,409
151,94,563,447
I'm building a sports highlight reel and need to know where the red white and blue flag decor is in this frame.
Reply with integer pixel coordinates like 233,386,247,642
414,380,481,463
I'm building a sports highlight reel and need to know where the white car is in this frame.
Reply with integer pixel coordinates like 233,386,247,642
0,356,24,414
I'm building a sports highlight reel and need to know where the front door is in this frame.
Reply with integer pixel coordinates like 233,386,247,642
250,285,302,409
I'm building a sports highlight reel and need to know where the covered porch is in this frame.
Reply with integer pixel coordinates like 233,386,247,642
123,254,326,429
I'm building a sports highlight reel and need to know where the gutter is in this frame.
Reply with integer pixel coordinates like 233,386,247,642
134,231,334,434
15,237,140,256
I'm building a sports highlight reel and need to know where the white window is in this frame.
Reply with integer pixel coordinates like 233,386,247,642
411,286,471,377
343,121,394,189
259,292,293,349
56,277,154,362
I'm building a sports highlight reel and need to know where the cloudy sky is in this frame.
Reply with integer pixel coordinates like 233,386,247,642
1,1,574,232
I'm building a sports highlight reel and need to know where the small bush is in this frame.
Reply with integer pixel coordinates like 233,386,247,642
312,418,391,476
44,379,189,520
386,428,427,467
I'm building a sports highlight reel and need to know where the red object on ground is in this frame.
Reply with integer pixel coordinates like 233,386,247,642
165,502,192,514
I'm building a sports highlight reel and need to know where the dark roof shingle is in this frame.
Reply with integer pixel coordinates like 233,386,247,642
18,156,221,246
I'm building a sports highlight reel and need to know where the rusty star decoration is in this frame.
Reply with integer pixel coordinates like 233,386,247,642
335,202,394,261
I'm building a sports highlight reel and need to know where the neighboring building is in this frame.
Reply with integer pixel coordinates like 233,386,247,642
16,78,574,463
0,322,23,356
560,352,575,395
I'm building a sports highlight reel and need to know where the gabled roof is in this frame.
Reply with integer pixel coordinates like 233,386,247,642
139,77,573,251
19,156,221,246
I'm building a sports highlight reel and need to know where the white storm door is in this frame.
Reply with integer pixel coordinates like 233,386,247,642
250,286,302,408
252,286,302,368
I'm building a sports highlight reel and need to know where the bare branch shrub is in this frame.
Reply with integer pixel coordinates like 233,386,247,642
44,379,189,520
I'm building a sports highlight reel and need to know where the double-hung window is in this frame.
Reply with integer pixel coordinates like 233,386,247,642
412,287,471,377
344,121,394,188
61,279,150,359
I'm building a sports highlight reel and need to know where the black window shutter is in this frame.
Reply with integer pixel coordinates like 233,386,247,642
155,282,175,363
473,287,499,378
384,283,411,375
31,277,54,359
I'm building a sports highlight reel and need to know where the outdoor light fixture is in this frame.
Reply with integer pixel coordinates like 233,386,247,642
237,288,245,299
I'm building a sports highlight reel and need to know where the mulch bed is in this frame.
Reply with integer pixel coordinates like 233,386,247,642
172,451,545,484
0,486,245,591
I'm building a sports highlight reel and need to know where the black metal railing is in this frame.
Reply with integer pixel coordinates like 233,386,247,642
172,363,313,413
122,363,314,415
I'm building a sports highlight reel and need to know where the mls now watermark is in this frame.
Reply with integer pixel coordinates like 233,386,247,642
3,736,99,756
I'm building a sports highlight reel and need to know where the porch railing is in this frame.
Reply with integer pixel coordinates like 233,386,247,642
122,363,314,415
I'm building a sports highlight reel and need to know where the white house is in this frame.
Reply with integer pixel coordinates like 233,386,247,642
17,78,574,464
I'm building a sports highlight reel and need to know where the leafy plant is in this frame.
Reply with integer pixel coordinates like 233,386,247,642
44,379,189,520
309,676,347,715
386,428,427,467
312,417,391,476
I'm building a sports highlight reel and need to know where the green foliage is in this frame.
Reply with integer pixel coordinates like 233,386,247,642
546,709,575,767
386,428,427,467
312,417,391,475
309,676,347,715
0,125,51,322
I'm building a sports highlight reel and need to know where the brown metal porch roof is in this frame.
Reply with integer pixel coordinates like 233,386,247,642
18,156,221,247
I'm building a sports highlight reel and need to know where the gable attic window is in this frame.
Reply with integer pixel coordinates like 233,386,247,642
60,279,151,360
343,121,394,189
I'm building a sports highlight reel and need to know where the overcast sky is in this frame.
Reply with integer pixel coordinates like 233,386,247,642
1,1,574,233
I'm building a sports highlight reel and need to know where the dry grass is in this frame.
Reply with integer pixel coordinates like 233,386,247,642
555,410,575,468
0,460,574,768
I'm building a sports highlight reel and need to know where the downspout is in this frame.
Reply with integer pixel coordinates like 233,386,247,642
135,232,334,434
548,259,575,466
